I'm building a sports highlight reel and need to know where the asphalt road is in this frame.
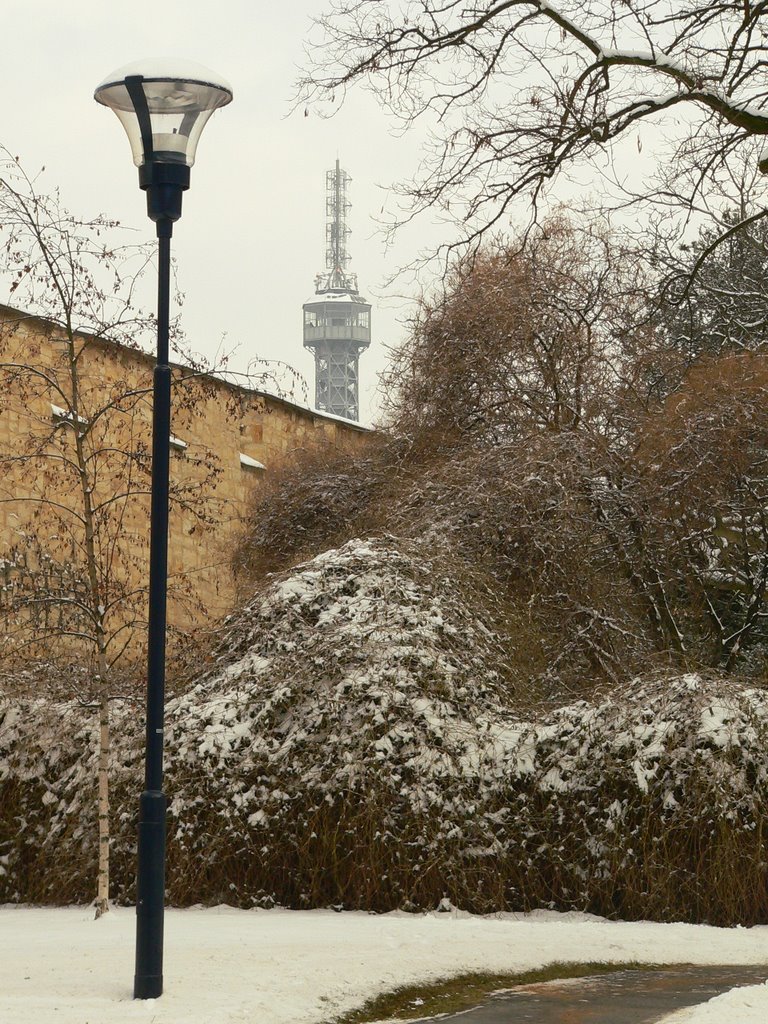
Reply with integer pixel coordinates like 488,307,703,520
411,966,767,1024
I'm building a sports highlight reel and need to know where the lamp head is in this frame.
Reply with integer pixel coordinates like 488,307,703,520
95,59,232,223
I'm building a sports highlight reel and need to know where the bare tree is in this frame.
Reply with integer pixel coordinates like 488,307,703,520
300,2,768,253
383,214,646,446
656,209,768,359
235,206,768,691
0,153,246,917
634,351,768,670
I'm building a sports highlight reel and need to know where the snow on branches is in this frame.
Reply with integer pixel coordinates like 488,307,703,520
300,2,768,248
2,538,768,920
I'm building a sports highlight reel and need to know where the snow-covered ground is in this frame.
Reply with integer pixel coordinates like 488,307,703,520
662,980,768,1023
1,906,767,1024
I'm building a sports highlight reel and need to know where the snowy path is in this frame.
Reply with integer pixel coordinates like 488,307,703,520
0,906,767,1024
411,967,767,1023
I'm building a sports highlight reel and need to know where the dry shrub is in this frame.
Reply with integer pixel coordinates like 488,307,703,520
240,354,768,689
637,352,768,515
2,542,767,924
0,700,119,903
633,352,768,670
235,436,397,582
239,430,669,697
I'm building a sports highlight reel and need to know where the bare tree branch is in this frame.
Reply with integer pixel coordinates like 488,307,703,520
299,1,768,254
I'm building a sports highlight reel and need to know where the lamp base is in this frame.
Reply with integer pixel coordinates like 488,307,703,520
139,162,190,223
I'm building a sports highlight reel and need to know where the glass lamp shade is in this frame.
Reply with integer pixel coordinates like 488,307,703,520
94,60,233,167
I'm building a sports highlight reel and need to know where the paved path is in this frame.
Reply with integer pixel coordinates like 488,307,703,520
411,966,766,1023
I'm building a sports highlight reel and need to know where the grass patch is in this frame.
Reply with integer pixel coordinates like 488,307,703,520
333,961,669,1023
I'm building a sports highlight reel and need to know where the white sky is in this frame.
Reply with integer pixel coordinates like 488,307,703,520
3,0,450,425
2,1,703,426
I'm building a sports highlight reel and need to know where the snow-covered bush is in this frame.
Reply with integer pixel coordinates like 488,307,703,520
1,539,767,922
500,674,768,923
161,537,514,909
0,697,140,903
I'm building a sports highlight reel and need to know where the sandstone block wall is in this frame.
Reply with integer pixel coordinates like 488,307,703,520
0,305,372,664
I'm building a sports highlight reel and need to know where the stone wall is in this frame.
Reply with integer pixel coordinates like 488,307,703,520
0,305,373,664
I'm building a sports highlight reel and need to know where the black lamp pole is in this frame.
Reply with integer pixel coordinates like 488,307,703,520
126,75,189,1001
132,215,173,1001
95,62,231,1000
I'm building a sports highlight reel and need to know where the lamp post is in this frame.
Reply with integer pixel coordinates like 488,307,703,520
94,60,232,1000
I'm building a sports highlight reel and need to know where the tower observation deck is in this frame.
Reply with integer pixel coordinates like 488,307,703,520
303,160,371,421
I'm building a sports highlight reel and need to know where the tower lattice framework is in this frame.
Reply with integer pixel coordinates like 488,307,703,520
303,160,371,421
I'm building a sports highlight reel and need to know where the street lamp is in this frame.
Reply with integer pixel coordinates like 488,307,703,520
95,60,232,1000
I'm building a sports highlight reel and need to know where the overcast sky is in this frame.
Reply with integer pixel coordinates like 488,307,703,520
5,1,687,425
3,0,455,423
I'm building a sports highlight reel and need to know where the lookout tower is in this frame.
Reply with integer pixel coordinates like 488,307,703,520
303,160,371,421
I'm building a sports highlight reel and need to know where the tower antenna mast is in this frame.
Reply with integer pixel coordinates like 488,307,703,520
303,160,371,421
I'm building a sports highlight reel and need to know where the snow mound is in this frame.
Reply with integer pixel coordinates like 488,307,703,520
2,539,768,918
160,538,515,903
169,537,511,790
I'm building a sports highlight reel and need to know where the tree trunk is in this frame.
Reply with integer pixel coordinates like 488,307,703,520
94,696,111,919
62,328,114,921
